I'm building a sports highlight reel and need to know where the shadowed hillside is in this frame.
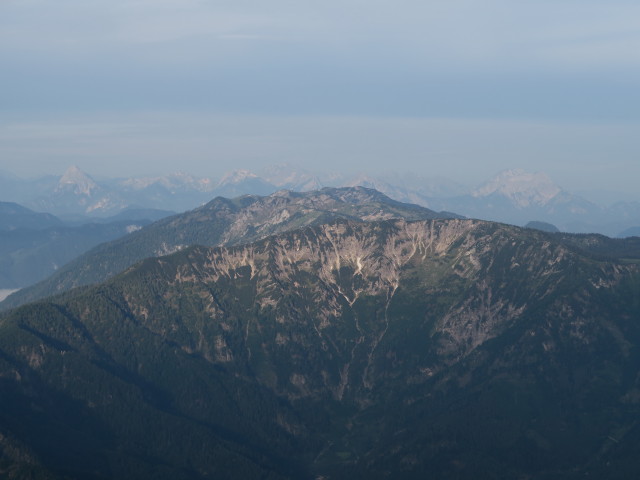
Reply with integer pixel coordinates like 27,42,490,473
1,218,639,478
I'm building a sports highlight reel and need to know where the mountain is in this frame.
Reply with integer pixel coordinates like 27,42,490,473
619,226,640,238
0,171,59,206
31,166,126,217
6,167,211,218
1,187,456,310
0,219,153,290
94,208,175,224
343,172,467,201
55,165,101,197
608,202,640,237
0,202,153,290
339,169,640,235
0,218,639,478
0,202,63,231
524,220,560,233
0,201,170,291
2,166,639,235
213,169,278,198
421,169,631,234
472,169,561,207
553,232,640,261
115,171,214,194
260,164,323,192
343,174,435,207
111,172,216,213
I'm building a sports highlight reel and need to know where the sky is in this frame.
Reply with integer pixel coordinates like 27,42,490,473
1,0,639,195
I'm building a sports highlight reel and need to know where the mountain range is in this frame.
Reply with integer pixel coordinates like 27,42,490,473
1,215,639,478
0,202,172,291
0,202,62,232
4,184,640,312
2,166,639,236
1,187,456,310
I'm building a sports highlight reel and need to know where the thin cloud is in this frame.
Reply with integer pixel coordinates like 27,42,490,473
1,1,639,121
4,0,640,68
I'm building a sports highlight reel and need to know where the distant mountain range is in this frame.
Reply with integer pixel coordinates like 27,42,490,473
1,166,638,237
0,201,62,232
425,170,640,237
620,226,640,237
0,201,173,290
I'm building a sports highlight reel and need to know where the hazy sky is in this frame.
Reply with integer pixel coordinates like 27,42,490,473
1,0,639,194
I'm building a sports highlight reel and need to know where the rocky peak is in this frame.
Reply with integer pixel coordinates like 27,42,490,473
261,164,323,191
472,169,562,207
55,165,100,196
217,169,259,187
119,172,215,193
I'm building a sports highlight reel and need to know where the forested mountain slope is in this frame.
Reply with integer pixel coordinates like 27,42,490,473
1,218,639,479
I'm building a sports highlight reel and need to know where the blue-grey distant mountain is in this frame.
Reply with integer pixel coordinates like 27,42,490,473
30,166,124,217
2,166,639,235
0,199,170,291
19,167,281,217
92,208,175,224
0,219,153,290
618,226,640,238
0,171,59,206
341,172,467,203
406,169,640,236
260,163,324,191
0,166,208,218
212,169,279,198
0,201,63,231
524,220,560,232
108,171,218,214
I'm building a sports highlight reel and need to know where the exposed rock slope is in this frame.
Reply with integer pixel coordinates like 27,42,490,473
1,187,455,310
1,218,639,478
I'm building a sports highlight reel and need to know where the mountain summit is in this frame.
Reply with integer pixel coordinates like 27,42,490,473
55,165,100,196
472,169,562,207
213,169,276,197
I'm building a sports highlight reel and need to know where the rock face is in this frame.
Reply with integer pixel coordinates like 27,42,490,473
55,166,100,197
1,187,455,310
1,218,639,479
